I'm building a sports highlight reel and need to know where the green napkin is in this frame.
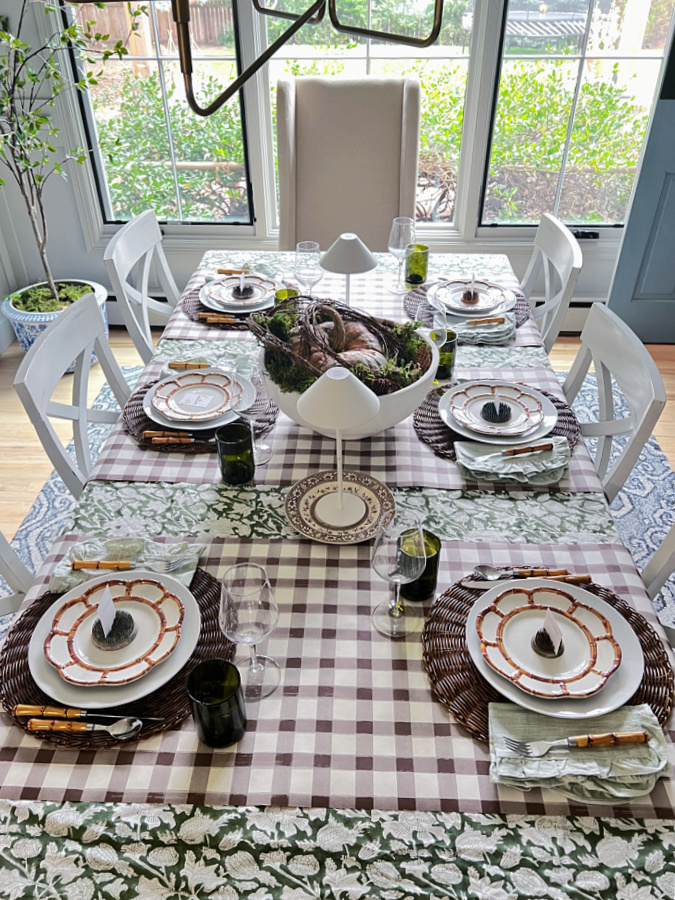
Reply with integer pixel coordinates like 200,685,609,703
489,702,669,803
48,538,205,593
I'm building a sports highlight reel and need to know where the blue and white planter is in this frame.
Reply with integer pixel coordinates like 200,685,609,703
2,280,108,366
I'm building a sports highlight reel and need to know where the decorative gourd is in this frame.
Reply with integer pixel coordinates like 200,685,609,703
291,305,386,374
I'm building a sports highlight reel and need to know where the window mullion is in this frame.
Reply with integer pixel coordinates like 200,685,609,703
454,0,507,241
552,0,597,216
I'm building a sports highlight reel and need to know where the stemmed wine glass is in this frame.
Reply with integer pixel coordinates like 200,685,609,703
387,217,415,294
371,515,426,638
220,563,281,700
429,305,447,384
237,365,273,465
294,241,324,295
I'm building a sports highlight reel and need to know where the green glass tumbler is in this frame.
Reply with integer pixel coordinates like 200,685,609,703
400,530,442,602
435,328,457,381
405,243,429,286
216,422,255,485
186,658,247,748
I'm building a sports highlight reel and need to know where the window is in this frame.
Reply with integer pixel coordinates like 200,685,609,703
74,1,253,224
482,0,675,226
72,0,675,237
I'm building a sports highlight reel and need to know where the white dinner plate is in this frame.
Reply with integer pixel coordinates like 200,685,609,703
29,571,201,709
466,578,644,718
199,273,278,313
143,371,255,432
438,382,558,446
443,382,546,437
150,370,242,422
429,282,517,319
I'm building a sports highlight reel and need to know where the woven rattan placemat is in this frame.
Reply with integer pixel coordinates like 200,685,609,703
413,387,580,462
404,286,532,329
422,576,675,743
123,380,278,453
0,568,234,749
182,288,253,331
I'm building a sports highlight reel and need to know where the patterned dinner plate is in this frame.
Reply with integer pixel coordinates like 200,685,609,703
285,471,395,544
430,280,514,316
43,577,184,686
440,382,546,437
200,273,278,311
150,369,243,422
474,584,622,699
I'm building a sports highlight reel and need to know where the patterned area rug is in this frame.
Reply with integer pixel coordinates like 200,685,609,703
2,369,675,636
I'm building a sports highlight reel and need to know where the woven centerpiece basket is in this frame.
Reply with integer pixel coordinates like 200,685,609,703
247,296,431,397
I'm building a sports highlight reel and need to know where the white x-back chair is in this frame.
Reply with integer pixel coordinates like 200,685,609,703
277,75,420,251
104,209,181,364
520,213,583,353
642,523,675,601
0,529,32,617
563,303,666,504
14,294,131,500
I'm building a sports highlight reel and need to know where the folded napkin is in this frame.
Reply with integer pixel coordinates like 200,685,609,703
49,538,205,593
451,313,517,346
489,702,669,803
160,352,256,380
455,435,570,485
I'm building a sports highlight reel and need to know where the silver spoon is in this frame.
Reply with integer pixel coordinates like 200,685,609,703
472,564,568,581
28,716,143,741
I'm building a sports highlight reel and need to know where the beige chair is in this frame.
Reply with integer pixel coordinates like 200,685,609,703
277,76,421,251
104,209,181,364
0,529,32,617
563,303,666,504
520,213,583,353
14,294,131,500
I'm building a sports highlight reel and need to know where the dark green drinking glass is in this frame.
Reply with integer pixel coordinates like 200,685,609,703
405,243,429,286
216,422,255,485
186,658,247,748
400,530,442,602
435,329,457,381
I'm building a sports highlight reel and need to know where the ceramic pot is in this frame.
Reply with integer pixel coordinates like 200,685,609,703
263,333,439,439
1,280,108,367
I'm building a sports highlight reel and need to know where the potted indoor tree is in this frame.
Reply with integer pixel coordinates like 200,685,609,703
0,1,129,353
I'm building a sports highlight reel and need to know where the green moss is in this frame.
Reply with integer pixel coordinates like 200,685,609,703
11,281,93,313
379,358,422,389
265,355,317,394
266,312,294,343
391,320,425,357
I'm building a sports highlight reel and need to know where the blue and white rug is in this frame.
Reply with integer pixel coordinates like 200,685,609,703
2,369,675,637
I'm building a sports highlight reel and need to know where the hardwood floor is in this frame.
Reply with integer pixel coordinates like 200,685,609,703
1,330,674,540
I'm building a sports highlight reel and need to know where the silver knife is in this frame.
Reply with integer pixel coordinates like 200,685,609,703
467,442,554,463
462,574,592,591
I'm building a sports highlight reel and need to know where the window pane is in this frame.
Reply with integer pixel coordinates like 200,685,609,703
74,1,251,225
267,0,471,224
482,0,675,226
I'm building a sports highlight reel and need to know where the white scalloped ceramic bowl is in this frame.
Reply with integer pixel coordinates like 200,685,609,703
262,332,439,439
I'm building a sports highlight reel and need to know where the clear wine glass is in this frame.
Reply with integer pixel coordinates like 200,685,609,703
387,217,415,294
429,306,447,385
220,563,281,701
237,365,273,465
294,240,324,295
371,516,426,638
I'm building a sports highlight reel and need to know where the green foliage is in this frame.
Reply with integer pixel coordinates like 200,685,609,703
267,311,295,343
264,354,317,394
97,69,247,221
12,280,92,312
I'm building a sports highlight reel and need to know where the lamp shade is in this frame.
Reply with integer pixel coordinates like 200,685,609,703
297,368,380,432
320,233,377,275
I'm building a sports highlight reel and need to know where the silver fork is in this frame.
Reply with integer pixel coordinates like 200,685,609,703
503,730,650,758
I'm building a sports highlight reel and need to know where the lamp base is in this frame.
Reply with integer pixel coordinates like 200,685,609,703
313,490,367,528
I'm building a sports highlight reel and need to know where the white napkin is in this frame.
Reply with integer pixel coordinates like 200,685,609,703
455,435,570,485
453,313,517,346
489,703,669,803
48,538,205,593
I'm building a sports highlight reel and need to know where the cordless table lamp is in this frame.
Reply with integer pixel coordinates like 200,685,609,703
296,368,380,528
320,233,377,306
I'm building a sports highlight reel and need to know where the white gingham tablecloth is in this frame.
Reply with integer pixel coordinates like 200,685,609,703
2,533,673,818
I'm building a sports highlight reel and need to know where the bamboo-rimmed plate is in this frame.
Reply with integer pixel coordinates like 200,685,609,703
44,578,184,686
200,273,278,311
430,280,515,316
474,584,622,699
440,382,550,437
150,369,241,422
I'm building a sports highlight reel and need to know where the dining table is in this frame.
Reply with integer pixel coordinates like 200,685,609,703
1,249,674,898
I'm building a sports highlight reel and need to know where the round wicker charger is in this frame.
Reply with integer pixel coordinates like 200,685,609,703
422,576,675,743
404,286,532,329
413,387,579,462
183,288,254,331
123,380,278,453
0,568,234,749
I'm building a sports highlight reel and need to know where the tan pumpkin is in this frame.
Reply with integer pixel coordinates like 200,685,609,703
289,305,386,374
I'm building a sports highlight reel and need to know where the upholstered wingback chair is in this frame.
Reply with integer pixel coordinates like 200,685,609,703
277,75,421,251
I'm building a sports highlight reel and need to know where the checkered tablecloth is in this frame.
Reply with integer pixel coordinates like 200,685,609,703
2,533,672,817
160,254,543,346
88,365,604,493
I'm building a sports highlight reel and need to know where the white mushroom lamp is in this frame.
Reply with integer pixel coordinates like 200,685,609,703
320,233,377,306
296,368,380,528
